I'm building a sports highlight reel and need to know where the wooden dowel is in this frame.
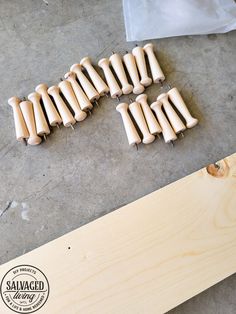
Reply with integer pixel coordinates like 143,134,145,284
132,46,152,87
129,101,155,144
80,57,109,96
8,96,29,142
20,100,42,145
157,93,186,134
110,53,133,95
28,92,50,137
151,100,177,143
98,58,122,99
48,86,76,128
136,94,162,135
123,52,145,95
35,83,62,127
116,102,141,146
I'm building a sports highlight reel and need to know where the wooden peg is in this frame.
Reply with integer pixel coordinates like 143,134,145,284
70,64,99,102
132,46,152,87
48,86,76,128
116,103,141,146
143,43,165,83
20,100,42,145
35,83,62,127
80,57,109,96
109,53,133,94
8,96,29,143
168,87,198,128
129,101,155,144
123,52,145,94
135,94,162,135
98,58,122,99
157,93,186,134
59,79,87,121
65,71,93,112
28,92,50,137
150,101,177,143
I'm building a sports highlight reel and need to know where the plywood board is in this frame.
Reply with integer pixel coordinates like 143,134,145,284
0,153,236,314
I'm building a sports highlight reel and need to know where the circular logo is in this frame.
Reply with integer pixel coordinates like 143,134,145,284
0,265,49,313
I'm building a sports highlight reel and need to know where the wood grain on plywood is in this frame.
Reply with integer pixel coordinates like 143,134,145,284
0,153,236,314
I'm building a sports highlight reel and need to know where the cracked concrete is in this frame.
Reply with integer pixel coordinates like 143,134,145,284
0,0,235,313
0,201,12,218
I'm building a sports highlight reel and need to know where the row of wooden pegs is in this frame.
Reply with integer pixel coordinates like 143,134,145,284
8,43,165,145
99,43,165,98
116,87,198,147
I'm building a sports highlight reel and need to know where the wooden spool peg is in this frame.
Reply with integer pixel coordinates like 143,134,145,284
28,92,50,140
129,101,155,144
48,86,76,128
64,71,93,112
59,78,87,121
157,93,186,135
35,84,62,127
143,43,165,83
80,57,109,96
109,53,133,95
116,103,141,146
132,46,152,87
150,101,177,144
135,94,162,136
20,100,42,145
123,52,145,94
70,64,99,103
98,58,122,99
168,87,198,128
8,96,29,143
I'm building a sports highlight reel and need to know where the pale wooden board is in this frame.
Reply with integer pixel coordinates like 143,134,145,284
1,153,236,314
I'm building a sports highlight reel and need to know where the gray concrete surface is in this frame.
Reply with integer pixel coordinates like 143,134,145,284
0,0,235,313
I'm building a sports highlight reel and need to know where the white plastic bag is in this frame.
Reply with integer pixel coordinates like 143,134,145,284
123,0,236,41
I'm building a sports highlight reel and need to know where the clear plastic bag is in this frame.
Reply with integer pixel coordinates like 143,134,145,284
123,0,236,41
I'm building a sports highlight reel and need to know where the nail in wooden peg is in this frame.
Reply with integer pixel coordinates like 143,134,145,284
94,99,99,107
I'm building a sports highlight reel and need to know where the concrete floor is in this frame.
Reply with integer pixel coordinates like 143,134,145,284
0,0,235,313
